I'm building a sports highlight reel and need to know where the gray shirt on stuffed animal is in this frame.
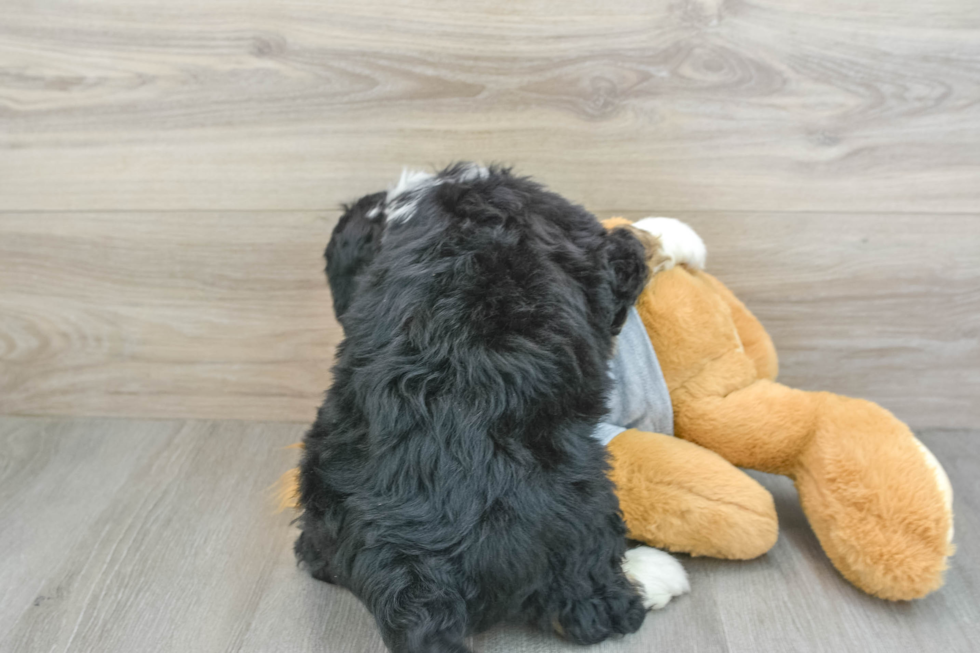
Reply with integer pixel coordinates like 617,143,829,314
592,307,673,445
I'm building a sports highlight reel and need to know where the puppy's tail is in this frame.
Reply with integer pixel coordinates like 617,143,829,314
272,442,304,513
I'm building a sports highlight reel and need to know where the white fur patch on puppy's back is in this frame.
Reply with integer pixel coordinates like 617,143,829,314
632,217,707,270
386,169,437,224
622,546,689,610
385,164,490,224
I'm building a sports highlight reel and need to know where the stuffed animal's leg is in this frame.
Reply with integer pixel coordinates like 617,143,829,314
672,376,953,599
794,393,953,600
607,429,777,559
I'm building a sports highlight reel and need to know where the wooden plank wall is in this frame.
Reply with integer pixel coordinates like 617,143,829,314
2,0,978,428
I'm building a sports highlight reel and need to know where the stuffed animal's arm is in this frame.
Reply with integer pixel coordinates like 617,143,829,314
698,272,778,382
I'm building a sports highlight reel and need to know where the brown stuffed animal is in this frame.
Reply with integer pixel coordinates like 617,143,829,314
602,217,954,601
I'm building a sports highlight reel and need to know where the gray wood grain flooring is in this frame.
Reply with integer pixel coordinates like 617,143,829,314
1,416,976,653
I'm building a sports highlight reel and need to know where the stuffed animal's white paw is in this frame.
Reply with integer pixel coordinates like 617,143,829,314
911,436,955,544
632,217,706,270
622,546,690,610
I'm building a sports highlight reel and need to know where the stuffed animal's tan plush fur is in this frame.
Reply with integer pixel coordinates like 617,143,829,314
603,217,954,601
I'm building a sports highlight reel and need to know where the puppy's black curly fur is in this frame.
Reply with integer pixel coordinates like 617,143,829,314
296,165,650,653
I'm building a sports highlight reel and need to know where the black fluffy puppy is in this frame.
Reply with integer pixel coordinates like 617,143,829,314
296,165,650,653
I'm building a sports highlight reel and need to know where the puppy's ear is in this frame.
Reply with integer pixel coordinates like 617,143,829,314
605,227,649,335
325,192,386,320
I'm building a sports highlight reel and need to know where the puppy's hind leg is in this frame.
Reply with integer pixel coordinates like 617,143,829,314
376,593,472,653
550,569,647,645
534,533,647,645
364,555,472,653
535,507,687,637
294,529,336,584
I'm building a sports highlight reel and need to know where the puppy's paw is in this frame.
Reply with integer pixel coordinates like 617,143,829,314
623,546,690,610
555,583,646,645
632,217,706,271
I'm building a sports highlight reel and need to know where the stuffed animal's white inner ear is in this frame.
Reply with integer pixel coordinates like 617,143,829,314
632,217,706,271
